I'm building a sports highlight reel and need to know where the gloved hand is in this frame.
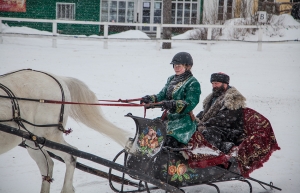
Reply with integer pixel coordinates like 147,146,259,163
140,95,152,104
196,111,204,119
161,100,176,113
197,121,206,132
226,130,243,142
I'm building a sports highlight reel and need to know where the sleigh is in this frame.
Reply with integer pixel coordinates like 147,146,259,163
108,108,281,193
0,69,281,193
0,111,281,193
0,110,282,193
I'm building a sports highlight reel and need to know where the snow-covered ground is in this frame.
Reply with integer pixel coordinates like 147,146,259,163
0,16,300,193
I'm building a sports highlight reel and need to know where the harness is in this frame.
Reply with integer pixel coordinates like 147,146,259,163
0,69,72,182
0,69,70,134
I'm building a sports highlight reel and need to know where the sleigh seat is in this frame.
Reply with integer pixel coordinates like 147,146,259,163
185,107,281,177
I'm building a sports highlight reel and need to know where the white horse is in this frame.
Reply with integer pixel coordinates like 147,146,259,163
0,69,131,193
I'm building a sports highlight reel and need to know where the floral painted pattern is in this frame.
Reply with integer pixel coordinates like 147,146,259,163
163,160,196,182
137,126,164,156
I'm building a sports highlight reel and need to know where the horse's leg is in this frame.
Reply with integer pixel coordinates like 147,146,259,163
26,141,54,193
45,139,77,193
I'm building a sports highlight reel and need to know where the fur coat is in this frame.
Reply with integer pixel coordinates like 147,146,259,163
196,86,246,153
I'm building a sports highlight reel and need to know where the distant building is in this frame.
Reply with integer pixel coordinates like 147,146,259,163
202,0,299,24
0,0,204,35
0,0,298,36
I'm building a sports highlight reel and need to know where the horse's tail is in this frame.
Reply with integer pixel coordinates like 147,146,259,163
61,77,131,147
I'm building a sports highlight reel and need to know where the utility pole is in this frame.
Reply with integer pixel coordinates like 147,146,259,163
162,0,172,49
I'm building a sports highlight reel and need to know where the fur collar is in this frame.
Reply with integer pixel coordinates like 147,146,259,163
203,86,246,110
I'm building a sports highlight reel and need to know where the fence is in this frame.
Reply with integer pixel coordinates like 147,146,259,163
0,17,299,51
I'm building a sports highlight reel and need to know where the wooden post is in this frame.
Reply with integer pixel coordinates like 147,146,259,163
257,27,262,51
52,22,57,48
206,27,212,51
156,25,161,50
104,23,108,49
162,0,172,49
0,19,3,44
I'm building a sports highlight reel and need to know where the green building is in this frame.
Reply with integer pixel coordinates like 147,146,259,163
0,0,204,36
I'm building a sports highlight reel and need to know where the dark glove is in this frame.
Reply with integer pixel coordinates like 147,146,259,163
226,130,243,142
197,120,206,132
196,111,204,119
140,95,152,104
161,100,176,113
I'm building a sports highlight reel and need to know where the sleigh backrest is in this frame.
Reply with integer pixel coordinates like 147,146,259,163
243,108,274,137
238,107,280,177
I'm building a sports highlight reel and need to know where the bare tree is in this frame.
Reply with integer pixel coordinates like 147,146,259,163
189,1,221,40
238,0,252,19
229,0,289,39
227,0,256,40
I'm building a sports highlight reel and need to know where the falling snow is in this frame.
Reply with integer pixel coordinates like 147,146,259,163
0,19,300,193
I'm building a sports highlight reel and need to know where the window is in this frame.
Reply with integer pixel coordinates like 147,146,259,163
218,0,224,20
172,0,198,24
56,3,75,20
218,0,234,21
101,0,135,23
127,2,134,22
153,1,162,30
226,0,233,20
154,2,162,24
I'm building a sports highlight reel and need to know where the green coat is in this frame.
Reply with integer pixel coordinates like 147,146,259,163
153,75,201,144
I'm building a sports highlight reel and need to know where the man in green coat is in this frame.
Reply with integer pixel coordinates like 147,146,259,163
140,52,201,148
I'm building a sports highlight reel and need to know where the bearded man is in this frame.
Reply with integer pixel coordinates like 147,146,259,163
196,72,246,154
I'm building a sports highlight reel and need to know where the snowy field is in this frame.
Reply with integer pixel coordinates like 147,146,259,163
0,16,300,193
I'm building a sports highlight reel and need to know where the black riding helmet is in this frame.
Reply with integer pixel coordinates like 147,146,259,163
170,52,193,66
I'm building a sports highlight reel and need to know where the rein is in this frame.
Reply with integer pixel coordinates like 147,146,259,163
0,69,163,120
0,94,163,118
98,98,142,103
0,95,144,107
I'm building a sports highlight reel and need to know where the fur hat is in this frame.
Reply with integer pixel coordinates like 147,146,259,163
210,72,230,84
